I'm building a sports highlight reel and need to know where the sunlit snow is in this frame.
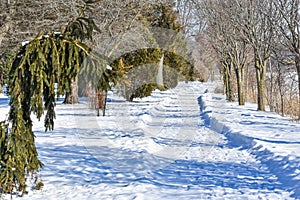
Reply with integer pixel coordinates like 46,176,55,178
0,81,299,199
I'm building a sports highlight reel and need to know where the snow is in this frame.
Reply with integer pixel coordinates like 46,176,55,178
199,85,300,198
0,93,9,121
21,41,30,46
0,81,299,199
106,65,112,70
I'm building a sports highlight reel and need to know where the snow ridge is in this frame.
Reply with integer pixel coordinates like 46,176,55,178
198,93,300,198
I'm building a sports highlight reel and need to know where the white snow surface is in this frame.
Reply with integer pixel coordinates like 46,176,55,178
0,81,299,199
21,41,30,46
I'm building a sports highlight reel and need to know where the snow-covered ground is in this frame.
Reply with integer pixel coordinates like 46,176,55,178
0,81,299,199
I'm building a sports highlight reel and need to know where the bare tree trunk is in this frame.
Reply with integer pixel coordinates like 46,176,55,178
95,89,107,116
267,60,274,112
279,87,285,116
255,59,267,111
235,67,245,105
211,68,215,82
275,62,285,116
63,76,79,104
295,55,300,119
0,22,10,47
223,64,229,97
222,60,234,102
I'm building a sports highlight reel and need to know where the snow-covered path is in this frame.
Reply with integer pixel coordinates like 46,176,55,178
0,82,297,199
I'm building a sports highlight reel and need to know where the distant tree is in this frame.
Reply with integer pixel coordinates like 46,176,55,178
174,0,213,82
0,1,12,88
111,48,192,101
106,1,193,101
201,0,236,101
234,0,277,111
201,0,277,110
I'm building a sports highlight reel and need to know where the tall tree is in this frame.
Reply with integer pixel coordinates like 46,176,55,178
94,1,193,101
218,1,251,105
202,0,276,108
235,0,277,111
0,1,106,194
201,0,236,101
273,0,300,118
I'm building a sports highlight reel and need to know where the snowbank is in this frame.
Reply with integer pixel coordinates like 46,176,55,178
199,91,300,198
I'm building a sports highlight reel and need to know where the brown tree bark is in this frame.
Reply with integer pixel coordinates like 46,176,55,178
95,89,107,116
235,67,245,105
222,59,235,102
255,59,267,111
295,55,300,118
63,77,79,104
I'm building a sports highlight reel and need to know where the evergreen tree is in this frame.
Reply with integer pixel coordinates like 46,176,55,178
110,48,161,101
0,1,107,194
110,2,193,101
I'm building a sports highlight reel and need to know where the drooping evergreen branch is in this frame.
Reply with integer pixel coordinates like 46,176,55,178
0,1,107,194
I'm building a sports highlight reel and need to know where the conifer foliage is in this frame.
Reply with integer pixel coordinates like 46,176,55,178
0,0,192,195
109,2,193,101
0,1,107,194
110,48,193,101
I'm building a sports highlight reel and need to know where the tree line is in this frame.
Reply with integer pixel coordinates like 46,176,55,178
175,0,299,119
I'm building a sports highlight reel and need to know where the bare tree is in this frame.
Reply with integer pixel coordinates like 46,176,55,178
200,0,252,104
175,0,206,37
173,0,214,82
273,0,300,118
0,0,81,49
231,0,278,111
193,33,216,82
219,0,251,105
0,0,82,93
200,0,234,101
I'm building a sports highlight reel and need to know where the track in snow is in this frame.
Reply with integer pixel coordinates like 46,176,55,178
29,82,294,199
